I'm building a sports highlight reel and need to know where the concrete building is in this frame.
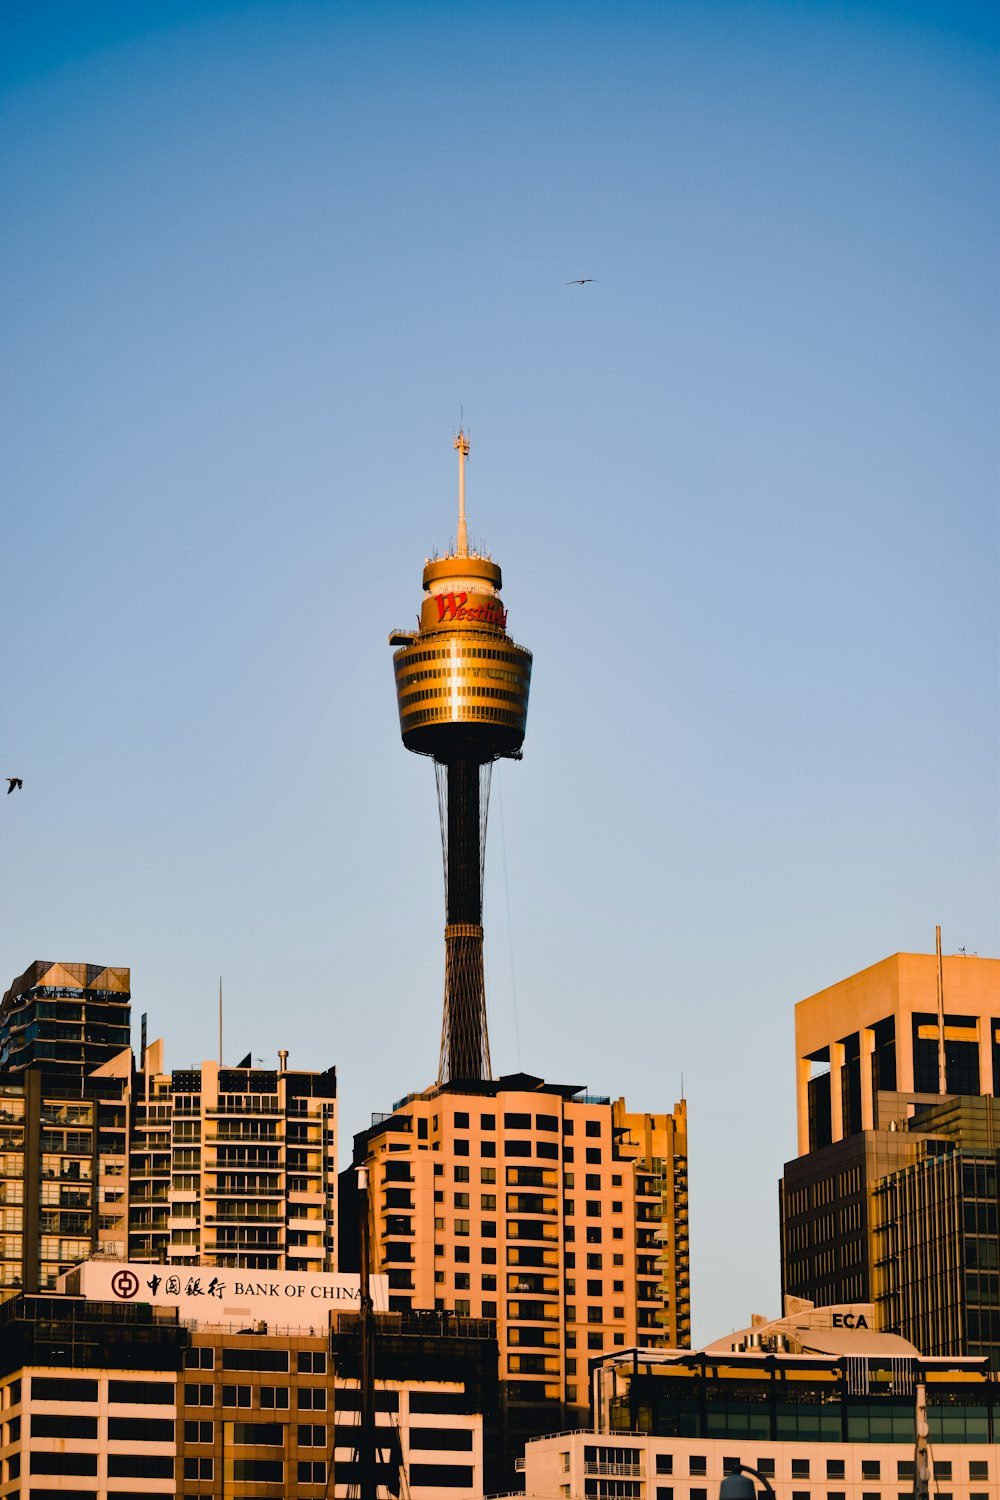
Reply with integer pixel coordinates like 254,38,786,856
0,1270,498,1498
520,1301,1000,1500
779,951,1000,1364
347,1073,689,1471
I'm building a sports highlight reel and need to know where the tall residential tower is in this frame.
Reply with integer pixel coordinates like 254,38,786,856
389,432,531,1082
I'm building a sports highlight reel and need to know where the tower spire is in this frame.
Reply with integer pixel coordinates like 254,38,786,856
454,428,470,557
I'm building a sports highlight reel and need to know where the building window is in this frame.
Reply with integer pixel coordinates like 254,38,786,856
260,1386,289,1409
184,1348,214,1369
298,1461,327,1483
690,1458,707,1477
970,1464,989,1482
656,1456,673,1475
862,1462,880,1480
184,1457,214,1479
222,1386,252,1408
481,1114,496,1130
454,1112,469,1128
756,1460,775,1479
586,1148,602,1164
297,1387,327,1411
455,1273,471,1289
184,1419,214,1442
185,1384,214,1406
587,1333,602,1349
454,1140,469,1156
455,1165,470,1182
827,1462,845,1480
792,1460,810,1479
298,1424,326,1446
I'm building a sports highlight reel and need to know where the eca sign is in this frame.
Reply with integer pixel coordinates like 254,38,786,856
831,1312,869,1328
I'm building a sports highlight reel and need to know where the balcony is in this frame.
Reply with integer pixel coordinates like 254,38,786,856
585,1463,643,1478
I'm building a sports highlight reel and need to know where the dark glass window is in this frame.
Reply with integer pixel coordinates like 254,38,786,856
107,1417,173,1442
30,1377,97,1402
107,1380,173,1405
29,1414,98,1440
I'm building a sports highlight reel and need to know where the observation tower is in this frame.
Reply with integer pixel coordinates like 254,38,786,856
389,432,532,1082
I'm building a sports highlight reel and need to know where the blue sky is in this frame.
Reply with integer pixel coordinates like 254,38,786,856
1,0,997,1340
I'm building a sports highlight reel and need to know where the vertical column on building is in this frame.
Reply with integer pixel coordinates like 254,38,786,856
796,1056,812,1155
830,1043,844,1144
979,1018,995,1098
860,1027,876,1131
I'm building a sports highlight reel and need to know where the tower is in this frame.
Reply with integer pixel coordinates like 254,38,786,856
390,432,532,1082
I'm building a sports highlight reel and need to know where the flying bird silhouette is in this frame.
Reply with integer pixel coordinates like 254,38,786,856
6,778,23,795
566,278,597,285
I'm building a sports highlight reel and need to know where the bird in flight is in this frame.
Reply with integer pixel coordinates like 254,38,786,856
6,778,23,795
566,278,597,285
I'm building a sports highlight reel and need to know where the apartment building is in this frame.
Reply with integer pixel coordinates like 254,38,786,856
125,1047,338,1271
347,1071,688,1471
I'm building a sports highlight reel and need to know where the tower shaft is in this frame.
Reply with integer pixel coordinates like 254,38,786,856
440,759,489,1082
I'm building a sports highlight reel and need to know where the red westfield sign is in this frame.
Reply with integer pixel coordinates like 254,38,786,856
434,592,508,629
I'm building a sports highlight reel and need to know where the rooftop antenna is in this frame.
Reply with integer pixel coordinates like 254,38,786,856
454,424,470,557
219,977,223,1068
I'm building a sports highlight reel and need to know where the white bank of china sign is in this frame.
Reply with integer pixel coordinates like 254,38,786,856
72,1261,388,1328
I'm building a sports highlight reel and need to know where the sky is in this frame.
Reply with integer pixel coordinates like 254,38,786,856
1,0,997,1343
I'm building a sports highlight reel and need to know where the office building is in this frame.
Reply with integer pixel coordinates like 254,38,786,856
0,1267,498,1497
349,1073,689,1467
779,949,1000,1364
0,961,131,1078
521,1300,1000,1500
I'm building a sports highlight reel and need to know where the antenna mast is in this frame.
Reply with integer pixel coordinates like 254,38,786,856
454,428,470,557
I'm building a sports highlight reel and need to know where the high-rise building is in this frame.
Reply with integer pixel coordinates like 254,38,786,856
0,961,131,1077
779,948,1000,1364
388,429,531,1082
348,1075,689,1468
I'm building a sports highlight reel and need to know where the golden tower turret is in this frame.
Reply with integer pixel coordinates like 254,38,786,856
389,432,532,1082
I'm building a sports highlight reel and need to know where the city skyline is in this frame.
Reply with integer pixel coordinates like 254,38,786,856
1,0,997,1344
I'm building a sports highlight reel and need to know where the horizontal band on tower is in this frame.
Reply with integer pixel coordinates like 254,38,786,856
445,923,484,940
